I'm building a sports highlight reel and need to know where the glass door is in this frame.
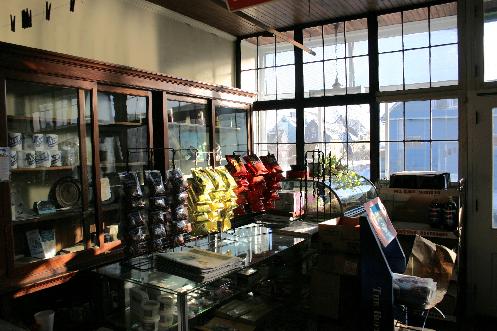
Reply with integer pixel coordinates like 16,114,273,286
215,102,249,165
167,97,210,174
6,80,94,266
97,87,151,245
468,95,497,317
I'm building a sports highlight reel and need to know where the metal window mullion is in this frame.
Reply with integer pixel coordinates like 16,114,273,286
344,22,349,94
401,11,406,91
429,98,433,170
428,6,433,88
403,101,406,171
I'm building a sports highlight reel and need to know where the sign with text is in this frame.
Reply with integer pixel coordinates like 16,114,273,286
225,0,275,11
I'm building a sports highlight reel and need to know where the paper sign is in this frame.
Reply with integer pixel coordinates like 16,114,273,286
363,197,397,247
0,147,11,182
225,0,275,11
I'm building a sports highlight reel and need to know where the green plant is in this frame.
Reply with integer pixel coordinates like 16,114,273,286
323,155,361,189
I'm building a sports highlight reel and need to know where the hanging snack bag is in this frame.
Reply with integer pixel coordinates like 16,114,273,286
127,211,146,229
260,153,284,174
149,196,168,211
149,223,167,238
119,172,143,198
167,168,188,192
225,155,250,177
149,211,165,225
145,170,166,195
128,197,146,210
243,154,269,176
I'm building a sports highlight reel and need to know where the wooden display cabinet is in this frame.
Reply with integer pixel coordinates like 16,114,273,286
0,41,255,299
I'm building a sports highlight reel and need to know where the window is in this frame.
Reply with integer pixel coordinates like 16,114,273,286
303,18,369,97
253,109,297,170
379,99,458,180
493,108,497,228
304,104,371,178
484,0,497,82
378,3,458,91
240,33,295,101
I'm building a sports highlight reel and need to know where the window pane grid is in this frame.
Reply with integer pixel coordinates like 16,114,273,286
378,2,458,91
303,19,368,97
380,99,458,180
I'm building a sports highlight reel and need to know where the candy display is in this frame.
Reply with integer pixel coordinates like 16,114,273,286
165,168,192,244
224,153,284,214
260,153,285,210
188,167,237,235
225,155,251,215
145,170,169,251
120,171,150,257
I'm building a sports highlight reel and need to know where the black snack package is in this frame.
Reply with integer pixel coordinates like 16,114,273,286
149,211,165,225
127,211,145,228
127,240,149,256
150,237,167,251
127,226,147,242
167,168,188,192
174,205,189,221
145,170,166,196
119,172,143,198
175,191,189,204
128,197,146,210
150,196,167,211
149,223,167,238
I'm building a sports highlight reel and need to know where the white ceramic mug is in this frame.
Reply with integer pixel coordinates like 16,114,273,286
32,134,45,151
8,132,22,151
50,150,62,167
10,150,17,169
45,134,58,150
34,310,55,331
18,150,36,168
35,150,51,168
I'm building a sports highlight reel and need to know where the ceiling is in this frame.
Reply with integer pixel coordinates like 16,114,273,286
147,0,448,37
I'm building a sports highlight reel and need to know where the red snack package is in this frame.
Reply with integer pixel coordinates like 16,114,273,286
243,154,269,176
226,155,250,177
235,178,250,187
260,153,283,174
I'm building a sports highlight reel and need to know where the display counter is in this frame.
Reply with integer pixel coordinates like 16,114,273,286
94,224,306,331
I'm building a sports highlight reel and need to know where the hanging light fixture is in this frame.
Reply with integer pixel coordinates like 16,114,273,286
332,22,342,89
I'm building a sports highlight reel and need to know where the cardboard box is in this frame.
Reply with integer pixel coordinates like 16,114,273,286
311,271,340,319
378,187,459,223
316,253,359,276
318,217,360,254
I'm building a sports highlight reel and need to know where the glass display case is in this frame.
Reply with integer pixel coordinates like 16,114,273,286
97,88,151,245
167,98,210,174
6,80,95,265
280,176,378,220
95,224,305,331
215,103,248,165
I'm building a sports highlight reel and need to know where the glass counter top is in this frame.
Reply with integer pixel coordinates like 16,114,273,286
94,224,305,295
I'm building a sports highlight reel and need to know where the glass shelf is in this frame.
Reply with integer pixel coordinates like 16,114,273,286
95,225,305,295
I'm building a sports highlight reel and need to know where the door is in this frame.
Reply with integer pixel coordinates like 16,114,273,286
468,95,497,317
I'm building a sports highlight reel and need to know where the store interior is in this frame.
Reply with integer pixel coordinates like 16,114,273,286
0,0,496,330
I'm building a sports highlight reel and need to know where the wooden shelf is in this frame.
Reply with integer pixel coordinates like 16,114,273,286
12,207,84,226
392,221,458,240
215,126,241,131
11,166,75,173
169,122,206,128
100,121,144,128
100,162,147,168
